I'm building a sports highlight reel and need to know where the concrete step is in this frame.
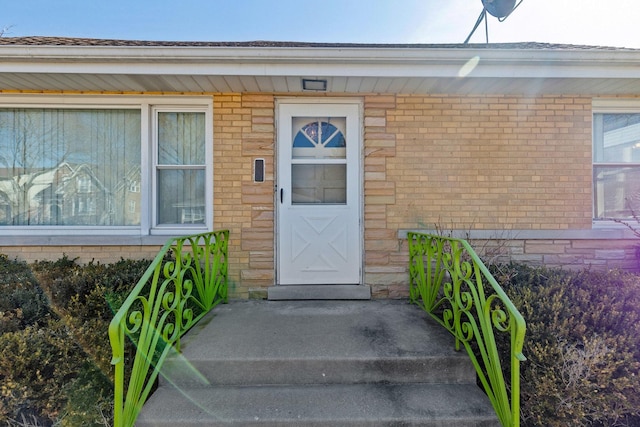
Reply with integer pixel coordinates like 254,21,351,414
267,284,372,300
137,383,500,427
138,300,499,426
161,300,476,387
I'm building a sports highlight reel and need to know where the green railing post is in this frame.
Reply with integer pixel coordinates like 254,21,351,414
108,230,229,427
408,232,526,427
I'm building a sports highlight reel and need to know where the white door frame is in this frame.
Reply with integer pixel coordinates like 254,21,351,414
275,98,363,286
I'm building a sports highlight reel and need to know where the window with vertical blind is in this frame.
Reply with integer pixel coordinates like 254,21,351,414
155,110,206,226
0,96,212,236
593,102,640,220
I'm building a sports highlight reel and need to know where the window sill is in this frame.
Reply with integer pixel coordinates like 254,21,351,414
0,235,179,246
398,226,639,240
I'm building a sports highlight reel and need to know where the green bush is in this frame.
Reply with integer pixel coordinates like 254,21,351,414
0,254,50,334
32,256,150,318
493,264,640,427
32,257,149,378
59,362,113,427
0,255,149,426
0,318,84,423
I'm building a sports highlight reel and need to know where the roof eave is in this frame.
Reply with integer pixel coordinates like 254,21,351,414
0,45,639,80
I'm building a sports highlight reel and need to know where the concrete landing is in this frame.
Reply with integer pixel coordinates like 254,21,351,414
267,284,371,300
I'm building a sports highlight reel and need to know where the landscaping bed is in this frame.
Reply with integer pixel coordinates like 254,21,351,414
0,254,639,426
492,263,640,427
0,254,148,426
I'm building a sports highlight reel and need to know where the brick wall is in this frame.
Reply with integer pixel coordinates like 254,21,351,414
0,245,162,264
215,93,275,297
0,93,275,299
365,94,596,297
3,92,635,299
387,95,593,230
408,229,639,267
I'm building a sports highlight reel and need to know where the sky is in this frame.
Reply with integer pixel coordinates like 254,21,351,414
2,0,640,49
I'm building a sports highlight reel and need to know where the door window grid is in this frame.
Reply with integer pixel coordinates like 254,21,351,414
291,117,347,204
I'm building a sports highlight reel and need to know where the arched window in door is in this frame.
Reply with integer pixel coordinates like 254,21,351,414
290,117,347,204
292,119,346,160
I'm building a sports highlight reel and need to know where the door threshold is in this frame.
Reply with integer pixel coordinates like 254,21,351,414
267,285,371,301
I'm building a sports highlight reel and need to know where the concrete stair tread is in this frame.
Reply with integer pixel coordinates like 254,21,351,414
137,383,500,426
161,353,474,387
179,301,462,360
139,301,500,426
162,300,476,386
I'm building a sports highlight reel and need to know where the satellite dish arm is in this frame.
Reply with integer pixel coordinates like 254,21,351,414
464,0,525,43
464,8,487,44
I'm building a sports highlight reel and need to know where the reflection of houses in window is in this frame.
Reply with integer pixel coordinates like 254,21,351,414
113,166,142,226
0,163,113,226
0,164,74,225
72,174,96,216
0,177,12,224
53,164,111,225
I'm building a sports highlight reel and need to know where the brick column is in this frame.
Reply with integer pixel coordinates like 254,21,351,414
363,95,405,298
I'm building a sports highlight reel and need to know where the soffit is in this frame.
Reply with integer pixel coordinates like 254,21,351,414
0,38,639,96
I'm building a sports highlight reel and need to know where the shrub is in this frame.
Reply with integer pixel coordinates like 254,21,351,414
0,318,84,424
33,257,151,316
1,255,149,426
59,362,112,427
0,255,50,334
33,257,151,377
493,264,640,427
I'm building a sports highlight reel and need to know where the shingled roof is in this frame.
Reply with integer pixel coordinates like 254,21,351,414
0,36,635,51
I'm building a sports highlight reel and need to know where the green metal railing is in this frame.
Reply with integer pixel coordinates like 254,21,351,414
407,232,526,427
108,230,229,427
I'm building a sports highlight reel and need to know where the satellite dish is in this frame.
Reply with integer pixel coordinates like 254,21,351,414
482,0,517,19
464,0,523,43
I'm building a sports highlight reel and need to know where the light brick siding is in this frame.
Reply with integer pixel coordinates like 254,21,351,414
0,246,162,264
387,95,593,231
216,93,275,297
2,92,638,299
365,94,601,297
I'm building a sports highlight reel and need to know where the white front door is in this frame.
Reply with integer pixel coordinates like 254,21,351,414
277,102,361,285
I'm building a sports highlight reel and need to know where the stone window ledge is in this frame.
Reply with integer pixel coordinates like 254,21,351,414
398,227,639,240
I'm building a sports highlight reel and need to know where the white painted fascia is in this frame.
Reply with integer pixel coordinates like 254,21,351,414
0,45,639,80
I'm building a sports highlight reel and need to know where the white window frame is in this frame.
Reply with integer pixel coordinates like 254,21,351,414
0,94,213,237
592,98,640,225
151,105,213,235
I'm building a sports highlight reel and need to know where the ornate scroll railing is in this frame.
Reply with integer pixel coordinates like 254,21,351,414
108,230,229,427
407,232,526,427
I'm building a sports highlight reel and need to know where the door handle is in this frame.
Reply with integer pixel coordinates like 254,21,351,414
280,188,284,204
